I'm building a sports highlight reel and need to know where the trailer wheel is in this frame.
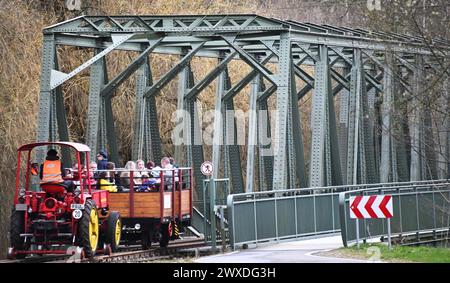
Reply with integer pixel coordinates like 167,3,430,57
78,199,99,257
159,224,170,248
9,210,26,259
105,211,121,252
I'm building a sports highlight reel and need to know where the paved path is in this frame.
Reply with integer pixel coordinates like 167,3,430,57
196,235,370,263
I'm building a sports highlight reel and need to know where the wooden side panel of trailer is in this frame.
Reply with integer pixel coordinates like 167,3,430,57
109,190,191,219
174,190,191,216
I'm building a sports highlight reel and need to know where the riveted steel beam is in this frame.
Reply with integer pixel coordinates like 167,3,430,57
184,51,236,100
245,73,262,192
290,61,308,187
144,42,205,98
53,49,71,168
297,84,313,100
309,45,342,187
86,48,106,154
257,96,274,191
380,53,395,183
438,76,449,178
144,62,163,164
346,49,363,184
174,49,189,166
272,32,292,190
212,54,228,179
104,96,119,165
50,34,134,90
222,52,274,101
132,56,150,161
98,58,109,157
36,34,56,163
338,68,350,183
222,36,276,85
182,64,206,195
101,39,162,98
409,55,424,181
223,98,244,194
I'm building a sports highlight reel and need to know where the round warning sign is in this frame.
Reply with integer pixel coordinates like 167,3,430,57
200,161,214,176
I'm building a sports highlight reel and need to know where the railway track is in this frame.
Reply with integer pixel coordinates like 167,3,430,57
0,237,205,263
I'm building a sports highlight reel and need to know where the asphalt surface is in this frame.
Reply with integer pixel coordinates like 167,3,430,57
196,235,370,263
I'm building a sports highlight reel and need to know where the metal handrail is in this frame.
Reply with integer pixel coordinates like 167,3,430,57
338,181,450,247
226,179,450,250
228,179,450,199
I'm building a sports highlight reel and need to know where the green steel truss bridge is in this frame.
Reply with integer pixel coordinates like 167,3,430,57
36,14,449,198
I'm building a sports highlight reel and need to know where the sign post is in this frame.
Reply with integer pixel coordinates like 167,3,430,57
356,218,360,249
201,161,215,251
350,195,393,250
387,218,392,251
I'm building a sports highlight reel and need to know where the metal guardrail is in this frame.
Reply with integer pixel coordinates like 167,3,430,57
339,181,450,247
227,179,450,249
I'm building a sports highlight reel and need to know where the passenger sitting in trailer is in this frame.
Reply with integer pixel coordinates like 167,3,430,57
89,161,99,179
146,161,155,171
150,157,178,191
39,149,74,192
136,159,146,179
136,173,159,192
120,161,141,188
169,157,179,168
107,161,122,187
97,171,118,192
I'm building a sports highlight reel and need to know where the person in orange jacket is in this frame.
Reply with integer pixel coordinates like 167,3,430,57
39,149,74,191
39,149,66,182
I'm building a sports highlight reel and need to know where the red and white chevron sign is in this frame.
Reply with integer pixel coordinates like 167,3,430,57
350,195,393,219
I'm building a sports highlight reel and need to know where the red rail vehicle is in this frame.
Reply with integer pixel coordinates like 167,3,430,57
7,142,121,259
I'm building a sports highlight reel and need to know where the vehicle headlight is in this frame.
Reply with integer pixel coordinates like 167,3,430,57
134,223,141,230
45,198,56,209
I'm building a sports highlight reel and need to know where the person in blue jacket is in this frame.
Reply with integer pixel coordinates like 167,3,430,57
96,150,109,170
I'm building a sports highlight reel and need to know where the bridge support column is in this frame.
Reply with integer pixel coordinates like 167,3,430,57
257,96,274,191
393,71,410,182
344,49,379,184
309,45,341,187
245,74,261,192
86,48,106,156
289,62,308,188
85,48,120,165
183,65,206,200
104,96,119,165
132,56,161,164
273,32,294,190
223,97,244,194
436,76,449,179
212,56,227,180
338,68,351,184
380,53,395,183
132,58,148,161
53,49,71,167
174,51,189,166
36,34,56,163
409,55,425,181
367,70,381,181
361,68,378,184
421,66,437,180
